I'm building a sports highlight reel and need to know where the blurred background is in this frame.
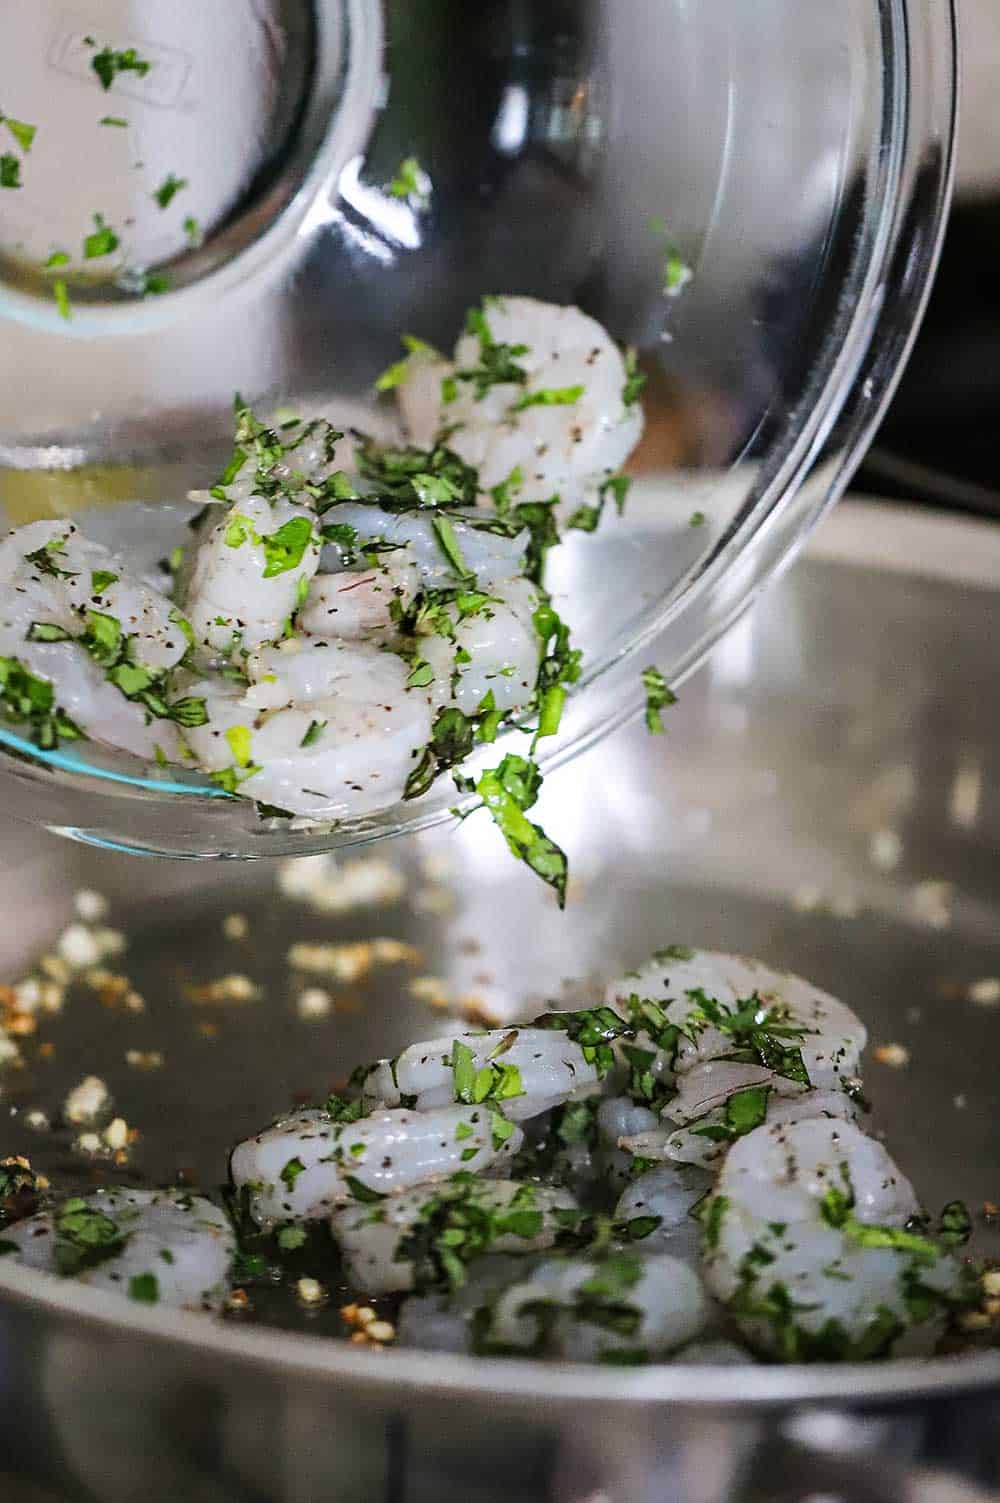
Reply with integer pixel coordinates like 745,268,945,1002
856,0,1000,514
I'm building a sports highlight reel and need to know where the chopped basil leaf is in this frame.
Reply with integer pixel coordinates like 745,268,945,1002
128,1272,159,1303
431,514,473,580
153,173,188,209
642,665,676,734
261,517,314,578
99,115,128,127
27,622,71,643
83,212,119,260
2,116,36,153
225,725,253,768
90,45,152,91
300,719,326,749
474,754,569,905
0,154,21,189
512,384,585,413
53,279,71,320
280,1157,306,1191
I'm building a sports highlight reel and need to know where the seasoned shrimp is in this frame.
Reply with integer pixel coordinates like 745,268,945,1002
181,495,321,667
420,575,541,717
614,1165,713,1258
396,297,644,523
298,559,419,642
607,949,867,1106
363,1025,601,1123
484,1251,710,1361
330,1177,580,1294
0,521,189,759
230,1105,524,1228
3,1189,234,1311
701,1118,963,1360
318,502,530,590
177,637,432,817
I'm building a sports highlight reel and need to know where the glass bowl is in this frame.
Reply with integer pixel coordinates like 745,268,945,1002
0,0,957,857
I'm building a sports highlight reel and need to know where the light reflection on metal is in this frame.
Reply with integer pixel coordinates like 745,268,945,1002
337,155,422,250
950,756,982,830
492,84,530,156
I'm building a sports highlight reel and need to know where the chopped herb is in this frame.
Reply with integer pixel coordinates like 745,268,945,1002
128,1272,159,1303
27,622,72,643
183,215,202,248
690,511,706,527
642,666,676,734
0,154,21,189
90,45,152,92
2,116,36,153
53,1197,126,1276
168,696,209,728
406,659,435,690
153,173,188,209
300,719,326,749
82,609,122,665
261,516,314,578
654,944,694,962
937,1200,972,1248
225,725,253,768
53,280,71,320
211,764,262,795
388,155,430,205
280,1157,306,1191
533,1005,634,1078
344,1176,385,1205
474,754,568,905
702,1194,729,1249
622,347,646,406
277,1225,307,1252
138,271,170,296
375,333,442,392
431,514,473,580
83,213,119,260
99,115,128,127
453,304,529,399
512,384,585,413
45,250,70,269
450,1038,524,1107
489,1110,516,1152
0,656,83,750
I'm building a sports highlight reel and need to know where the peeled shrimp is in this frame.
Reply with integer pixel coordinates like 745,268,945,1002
2,1189,234,1311
230,1106,524,1229
606,949,867,1104
484,1251,710,1361
181,495,321,668
420,576,541,717
363,1026,601,1123
621,1087,863,1172
614,1165,713,1258
330,1177,579,1294
177,637,432,818
701,1118,962,1359
318,502,530,591
397,297,643,523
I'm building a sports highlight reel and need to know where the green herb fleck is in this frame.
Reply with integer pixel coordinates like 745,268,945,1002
642,665,676,734
280,1157,306,1191
0,154,21,189
153,173,188,209
2,116,36,153
91,45,152,92
83,213,119,260
128,1271,159,1303
512,384,584,413
388,155,429,206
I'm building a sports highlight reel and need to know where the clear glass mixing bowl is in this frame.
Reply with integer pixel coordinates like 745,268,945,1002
0,0,957,857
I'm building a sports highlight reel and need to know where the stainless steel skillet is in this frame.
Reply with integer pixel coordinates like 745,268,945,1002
2,499,1000,1502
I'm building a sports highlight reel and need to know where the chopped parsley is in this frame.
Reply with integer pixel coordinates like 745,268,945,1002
83,213,119,260
0,656,83,750
375,334,442,392
53,1197,126,1276
473,754,569,905
684,987,813,1086
388,155,430,206
128,1271,159,1303
53,279,71,320
450,1038,524,1106
279,1157,306,1191
396,1176,546,1292
183,215,203,248
533,1004,634,1078
642,666,676,734
26,622,72,643
0,154,21,189
690,1085,771,1143
99,115,128,127
153,174,188,209
1,114,35,153
512,384,584,413
90,44,152,92
452,305,529,399
622,347,646,406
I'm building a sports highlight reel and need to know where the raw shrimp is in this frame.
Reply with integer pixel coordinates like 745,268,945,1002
298,558,420,642
177,637,432,818
614,1165,713,1258
181,495,321,667
606,949,868,1105
1,1189,234,1311
230,1106,525,1229
330,1177,580,1294
701,1118,964,1360
396,297,644,523
0,520,190,759
420,576,541,717
363,1025,601,1123
317,502,530,590
482,1251,710,1362
620,1087,864,1173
